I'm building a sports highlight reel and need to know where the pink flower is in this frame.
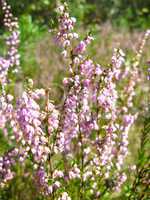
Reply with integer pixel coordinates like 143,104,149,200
74,41,86,54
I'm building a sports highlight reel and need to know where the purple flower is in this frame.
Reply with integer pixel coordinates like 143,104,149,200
74,41,86,54
16,91,49,163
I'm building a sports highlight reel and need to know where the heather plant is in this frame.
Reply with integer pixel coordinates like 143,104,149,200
127,107,150,200
0,1,149,200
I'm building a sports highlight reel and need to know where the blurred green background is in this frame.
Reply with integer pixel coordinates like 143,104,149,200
1,0,150,86
0,0,150,200
1,0,150,29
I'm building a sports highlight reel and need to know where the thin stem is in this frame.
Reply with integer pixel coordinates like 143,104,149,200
45,89,55,200
76,102,84,200
79,130,84,200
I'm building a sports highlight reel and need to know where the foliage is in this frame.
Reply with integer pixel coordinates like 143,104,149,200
0,0,150,29
0,1,149,200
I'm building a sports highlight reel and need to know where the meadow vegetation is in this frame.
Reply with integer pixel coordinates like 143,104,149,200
0,1,149,199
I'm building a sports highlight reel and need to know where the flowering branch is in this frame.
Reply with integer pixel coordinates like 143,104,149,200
0,1,149,199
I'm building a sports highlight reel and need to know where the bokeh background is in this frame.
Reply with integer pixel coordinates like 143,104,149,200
0,0,150,199
0,0,150,88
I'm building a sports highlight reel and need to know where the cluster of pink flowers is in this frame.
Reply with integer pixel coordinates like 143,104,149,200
2,0,20,65
1,0,20,83
0,148,17,187
0,146,28,187
16,89,50,163
0,58,10,84
0,1,149,199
